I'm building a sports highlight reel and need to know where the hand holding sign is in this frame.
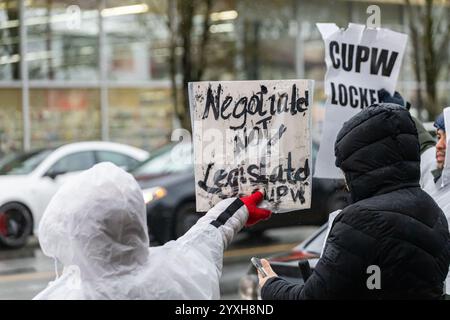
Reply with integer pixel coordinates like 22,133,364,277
240,191,272,227
314,23,408,179
189,80,314,213
378,88,410,110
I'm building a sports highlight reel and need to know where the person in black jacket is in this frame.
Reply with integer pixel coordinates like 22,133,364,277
259,103,450,299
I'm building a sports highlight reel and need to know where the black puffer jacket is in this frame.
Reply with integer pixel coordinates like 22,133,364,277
261,104,450,299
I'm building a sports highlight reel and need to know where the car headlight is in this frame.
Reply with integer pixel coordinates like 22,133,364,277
142,187,167,204
238,274,260,300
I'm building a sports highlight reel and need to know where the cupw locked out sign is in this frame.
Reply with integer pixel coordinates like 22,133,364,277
314,23,408,179
188,80,314,213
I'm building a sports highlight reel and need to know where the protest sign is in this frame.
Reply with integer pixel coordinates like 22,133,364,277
189,80,314,213
314,23,408,179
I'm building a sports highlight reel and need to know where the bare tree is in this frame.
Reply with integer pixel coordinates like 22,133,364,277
163,0,214,131
3,0,20,80
405,0,450,120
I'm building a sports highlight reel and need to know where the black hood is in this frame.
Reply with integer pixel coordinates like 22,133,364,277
334,103,420,202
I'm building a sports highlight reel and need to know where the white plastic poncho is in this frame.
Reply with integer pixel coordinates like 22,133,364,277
421,146,450,225
33,162,248,300
420,146,450,295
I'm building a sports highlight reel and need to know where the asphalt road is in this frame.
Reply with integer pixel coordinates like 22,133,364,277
0,226,318,300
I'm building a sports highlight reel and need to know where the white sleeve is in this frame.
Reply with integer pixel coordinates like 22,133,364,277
175,197,248,257
156,198,248,299
420,146,436,189
320,209,342,257
182,198,249,249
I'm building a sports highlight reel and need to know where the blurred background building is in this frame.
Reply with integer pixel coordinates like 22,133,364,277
0,0,449,156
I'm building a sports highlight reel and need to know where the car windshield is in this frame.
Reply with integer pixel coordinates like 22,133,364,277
0,149,53,175
132,143,193,176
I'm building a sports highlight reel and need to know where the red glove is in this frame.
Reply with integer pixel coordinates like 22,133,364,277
240,191,272,227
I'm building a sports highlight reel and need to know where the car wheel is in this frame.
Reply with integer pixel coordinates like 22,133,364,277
174,202,201,239
0,202,33,249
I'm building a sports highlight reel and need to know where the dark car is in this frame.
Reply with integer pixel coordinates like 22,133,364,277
239,223,328,300
133,142,350,244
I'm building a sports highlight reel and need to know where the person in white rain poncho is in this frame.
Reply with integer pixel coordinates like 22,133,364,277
378,90,450,296
33,162,271,300
416,111,450,296
419,111,450,227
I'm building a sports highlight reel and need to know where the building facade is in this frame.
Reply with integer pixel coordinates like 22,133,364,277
0,0,449,155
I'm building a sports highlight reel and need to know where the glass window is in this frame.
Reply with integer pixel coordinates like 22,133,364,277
200,2,238,81
48,151,95,174
0,89,22,156
350,2,403,30
29,89,101,148
236,0,296,80
133,142,192,176
108,87,173,151
0,149,52,175
25,0,99,80
295,225,327,256
298,0,351,81
0,0,20,80
105,0,170,81
95,150,140,170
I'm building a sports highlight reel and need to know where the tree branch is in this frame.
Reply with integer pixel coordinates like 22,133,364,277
196,0,213,80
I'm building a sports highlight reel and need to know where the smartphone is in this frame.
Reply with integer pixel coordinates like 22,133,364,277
251,257,268,277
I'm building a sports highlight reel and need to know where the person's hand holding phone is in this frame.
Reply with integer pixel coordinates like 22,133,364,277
256,259,278,288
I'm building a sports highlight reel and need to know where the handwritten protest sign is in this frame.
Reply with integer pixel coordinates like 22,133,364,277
189,80,314,212
314,23,408,179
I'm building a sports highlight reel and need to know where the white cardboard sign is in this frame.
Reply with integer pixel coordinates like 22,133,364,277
189,80,314,213
314,23,408,179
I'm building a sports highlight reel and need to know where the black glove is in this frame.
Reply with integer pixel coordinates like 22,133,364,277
378,89,411,110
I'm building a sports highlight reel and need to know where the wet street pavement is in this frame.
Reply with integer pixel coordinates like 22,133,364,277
0,226,319,300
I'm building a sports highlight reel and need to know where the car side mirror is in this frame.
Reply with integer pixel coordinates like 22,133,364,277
45,170,66,180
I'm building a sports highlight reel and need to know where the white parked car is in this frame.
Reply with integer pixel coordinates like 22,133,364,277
0,141,149,248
